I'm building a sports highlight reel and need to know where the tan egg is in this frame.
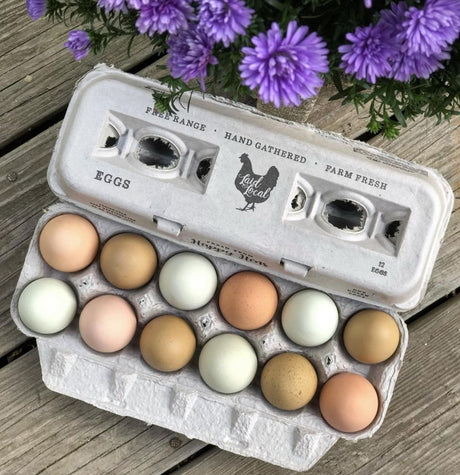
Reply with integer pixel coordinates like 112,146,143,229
343,309,400,364
140,315,196,372
261,353,318,411
39,214,99,272
100,233,157,289
319,372,379,433
79,294,137,353
219,271,278,330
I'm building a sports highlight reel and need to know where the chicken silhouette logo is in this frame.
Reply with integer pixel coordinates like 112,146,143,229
234,153,279,211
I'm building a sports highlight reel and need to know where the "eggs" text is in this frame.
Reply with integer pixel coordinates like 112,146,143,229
94,170,131,189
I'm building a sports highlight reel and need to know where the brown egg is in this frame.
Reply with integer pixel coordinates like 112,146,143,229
140,315,196,372
100,233,157,289
39,214,99,272
219,271,278,330
79,295,137,353
261,353,318,411
343,309,400,364
319,373,379,433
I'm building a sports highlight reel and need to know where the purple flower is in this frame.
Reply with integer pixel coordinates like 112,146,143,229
390,50,451,81
26,0,46,20
377,0,457,81
401,0,460,56
97,0,128,12
364,0,372,8
239,21,329,108
339,23,395,84
167,25,218,90
198,0,253,47
64,30,91,61
135,0,194,36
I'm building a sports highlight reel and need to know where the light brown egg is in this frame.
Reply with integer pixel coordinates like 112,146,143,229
343,309,400,364
261,353,318,411
219,271,278,330
319,372,379,433
100,233,157,289
79,295,137,353
140,315,196,372
39,213,99,272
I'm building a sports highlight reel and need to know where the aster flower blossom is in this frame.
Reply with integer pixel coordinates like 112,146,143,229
339,23,394,84
97,0,129,13
401,0,460,56
364,0,372,8
64,30,91,61
198,0,254,47
377,0,457,81
167,25,218,90
26,0,46,20
239,21,329,108
135,0,194,36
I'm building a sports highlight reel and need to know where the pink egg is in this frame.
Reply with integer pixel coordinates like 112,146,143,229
79,295,137,353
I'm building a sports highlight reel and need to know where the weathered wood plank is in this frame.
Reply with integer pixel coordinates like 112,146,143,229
173,296,460,474
0,350,206,475
0,0,156,149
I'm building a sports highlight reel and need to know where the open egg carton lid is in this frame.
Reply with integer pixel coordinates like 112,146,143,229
11,202,408,472
48,65,453,312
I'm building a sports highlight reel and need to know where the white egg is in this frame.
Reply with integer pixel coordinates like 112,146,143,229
18,278,77,334
282,289,339,346
199,333,258,394
159,252,217,310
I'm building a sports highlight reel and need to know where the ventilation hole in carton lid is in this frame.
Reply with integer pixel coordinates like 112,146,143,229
291,188,306,211
136,136,180,170
385,220,401,246
196,158,212,183
102,124,119,148
324,199,366,232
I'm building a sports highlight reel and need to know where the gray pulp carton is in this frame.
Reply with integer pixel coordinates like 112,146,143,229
10,65,453,471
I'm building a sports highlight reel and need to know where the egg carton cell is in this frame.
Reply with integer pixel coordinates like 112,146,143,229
10,202,408,472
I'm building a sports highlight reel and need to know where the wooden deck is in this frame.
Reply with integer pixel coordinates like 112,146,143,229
1,2,459,473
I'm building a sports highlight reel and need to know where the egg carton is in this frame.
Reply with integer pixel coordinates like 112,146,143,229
11,202,408,472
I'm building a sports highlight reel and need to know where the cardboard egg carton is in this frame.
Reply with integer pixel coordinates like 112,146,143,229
11,202,408,471
10,65,453,470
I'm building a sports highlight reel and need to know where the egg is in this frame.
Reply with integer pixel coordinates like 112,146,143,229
199,333,258,394
79,295,137,353
282,289,339,346
140,315,196,372
39,214,99,272
261,353,318,411
159,252,217,310
319,372,379,433
219,271,278,330
343,309,400,364
18,278,77,334
100,233,157,289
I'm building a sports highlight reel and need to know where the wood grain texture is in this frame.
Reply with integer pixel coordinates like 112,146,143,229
173,296,460,475
0,350,206,475
0,0,156,149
